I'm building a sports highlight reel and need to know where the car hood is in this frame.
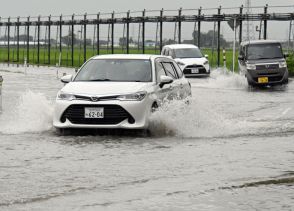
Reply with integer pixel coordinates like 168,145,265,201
246,58,285,64
61,82,152,96
175,57,208,66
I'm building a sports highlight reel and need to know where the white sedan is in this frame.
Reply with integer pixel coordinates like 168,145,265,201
53,54,191,130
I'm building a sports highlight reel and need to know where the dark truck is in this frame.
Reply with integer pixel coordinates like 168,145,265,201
238,40,288,86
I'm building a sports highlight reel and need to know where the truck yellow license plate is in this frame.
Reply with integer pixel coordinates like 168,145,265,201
258,77,268,84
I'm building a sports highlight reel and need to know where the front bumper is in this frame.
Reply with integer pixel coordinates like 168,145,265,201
184,72,210,77
53,98,152,129
181,64,210,77
246,67,288,85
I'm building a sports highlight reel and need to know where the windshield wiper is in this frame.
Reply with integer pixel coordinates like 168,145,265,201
250,57,271,60
88,79,111,81
269,56,283,59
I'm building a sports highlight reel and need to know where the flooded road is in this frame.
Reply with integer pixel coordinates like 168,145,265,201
0,65,294,210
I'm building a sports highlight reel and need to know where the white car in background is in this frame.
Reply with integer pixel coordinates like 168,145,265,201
53,54,191,130
161,44,210,77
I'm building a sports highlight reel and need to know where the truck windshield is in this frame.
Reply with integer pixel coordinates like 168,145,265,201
247,43,283,60
174,48,203,58
74,59,152,82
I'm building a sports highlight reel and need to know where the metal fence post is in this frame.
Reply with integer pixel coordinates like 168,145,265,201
217,6,221,67
59,15,62,53
142,9,145,54
17,17,20,64
111,12,114,54
71,14,74,66
7,17,10,64
83,13,87,63
198,7,201,47
97,13,100,55
126,11,130,54
0,76,3,113
160,9,163,52
37,15,40,65
27,16,30,65
263,4,268,40
178,8,182,44
0,17,1,63
48,15,51,65
239,5,243,44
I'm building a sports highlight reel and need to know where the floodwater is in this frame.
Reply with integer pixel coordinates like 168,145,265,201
0,65,294,211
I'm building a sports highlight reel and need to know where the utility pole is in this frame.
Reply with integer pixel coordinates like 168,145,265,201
244,0,255,41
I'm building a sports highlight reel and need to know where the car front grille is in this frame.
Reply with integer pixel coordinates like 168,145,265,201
61,104,134,125
256,64,279,70
183,65,207,74
268,76,283,82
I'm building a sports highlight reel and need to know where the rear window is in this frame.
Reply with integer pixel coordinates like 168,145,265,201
246,43,283,60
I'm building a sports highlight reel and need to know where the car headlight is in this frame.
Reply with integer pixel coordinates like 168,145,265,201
203,61,209,65
57,91,76,101
117,91,147,101
246,63,256,70
177,61,185,66
279,61,287,68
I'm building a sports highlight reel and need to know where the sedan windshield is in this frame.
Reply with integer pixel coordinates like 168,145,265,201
74,59,152,82
174,48,203,58
247,43,283,60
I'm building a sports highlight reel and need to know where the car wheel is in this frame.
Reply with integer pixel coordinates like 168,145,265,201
151,102,158,113
283,78,289,84
55,128,71,136
247,77,256,88
138,129,151,137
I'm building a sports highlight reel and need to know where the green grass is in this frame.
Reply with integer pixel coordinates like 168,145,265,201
0,46,293,74
286,53,294,75
202,49,294,75
0,46,160,68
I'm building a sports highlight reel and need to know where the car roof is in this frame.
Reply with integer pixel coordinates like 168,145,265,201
91,54,169,60
240,40,282,46
163,44,199,49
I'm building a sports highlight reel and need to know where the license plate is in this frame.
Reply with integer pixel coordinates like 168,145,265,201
191,68,199,74
258,77,269,84
84,107,104,118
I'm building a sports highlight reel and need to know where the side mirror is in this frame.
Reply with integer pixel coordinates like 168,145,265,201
61,74,73,83
75,68,80,73
238,55,245,60
159,75,173,88
284,53,289,58
204,54,209,59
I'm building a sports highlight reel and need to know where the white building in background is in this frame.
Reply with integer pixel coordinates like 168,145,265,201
0,41,47,46
145,41,156,47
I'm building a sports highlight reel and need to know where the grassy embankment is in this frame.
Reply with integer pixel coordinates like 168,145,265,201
0,47,293,74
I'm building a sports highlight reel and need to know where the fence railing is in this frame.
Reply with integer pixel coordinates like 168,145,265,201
0,5,293,68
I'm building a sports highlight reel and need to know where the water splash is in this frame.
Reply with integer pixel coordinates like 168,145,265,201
192,68,248,90
148,69,294,138
0,90,54,134
148,99,232,138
